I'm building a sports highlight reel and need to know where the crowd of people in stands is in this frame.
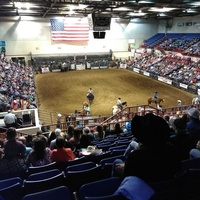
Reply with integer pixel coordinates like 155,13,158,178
0,53,37,112
129,52,200,88
0,106,200,181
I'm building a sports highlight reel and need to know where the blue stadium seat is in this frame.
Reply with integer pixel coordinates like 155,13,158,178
65,165,103,193
0,177,23,200
21,186,72,200
23,172,65,195
26,169,62,181
65,162,96,172
78,177,123,200
27,162,57,175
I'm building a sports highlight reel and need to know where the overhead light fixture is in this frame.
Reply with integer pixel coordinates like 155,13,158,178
15,2,31,9
128,12,146,16
185,9,197,13
149,7,177,12
139,1,154,3
113,7,132,11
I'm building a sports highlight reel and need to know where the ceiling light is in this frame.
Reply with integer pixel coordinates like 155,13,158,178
15,2,31,9
139,1,154,3
113,7,132,11
149,7,177,12
128,12,146,16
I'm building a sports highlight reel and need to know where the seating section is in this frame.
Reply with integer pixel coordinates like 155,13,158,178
0,154,200,199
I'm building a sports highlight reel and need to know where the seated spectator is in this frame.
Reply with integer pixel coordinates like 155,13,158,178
50,128,61,150
36,130,48,146
26,134,34,148
94,125,105,140
103,124,111,137
186,107,200,132
69,128,81,146
111,123,124,135
114,113,180,182
123,121,132,135
18,136,32,158
169,117,191,160
3,127,25,156
66,125,74,140
48,131,56,146
0,127,26,175
79,127,93,149
51,136,76,162
26,135,52,167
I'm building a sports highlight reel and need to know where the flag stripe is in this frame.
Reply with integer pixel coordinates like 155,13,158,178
50,18,89,41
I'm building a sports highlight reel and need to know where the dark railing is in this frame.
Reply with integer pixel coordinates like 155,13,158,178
39,103,195,133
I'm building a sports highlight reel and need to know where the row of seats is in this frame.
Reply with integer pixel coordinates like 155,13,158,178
1,157,200,200
0,154,127,200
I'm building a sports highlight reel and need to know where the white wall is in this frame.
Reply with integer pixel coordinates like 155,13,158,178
0,16,158,60
158,15,200,33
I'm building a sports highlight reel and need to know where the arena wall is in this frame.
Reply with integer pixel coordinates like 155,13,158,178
0,17,158,60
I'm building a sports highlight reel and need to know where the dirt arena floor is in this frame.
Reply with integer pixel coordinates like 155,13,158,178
35,68,194,117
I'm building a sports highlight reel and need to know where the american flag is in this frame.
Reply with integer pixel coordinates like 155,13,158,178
50,18,90,41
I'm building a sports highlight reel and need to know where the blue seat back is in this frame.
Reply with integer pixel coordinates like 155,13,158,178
65,162,96,173
79,177,122,200
24,172,65,195
100,155,126,166
27,169,62,181
28,162,57,175
21,186,72,200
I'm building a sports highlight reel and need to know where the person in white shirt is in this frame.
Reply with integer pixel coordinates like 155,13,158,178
117,98,123,110
88,88,93,94
4,110,17,128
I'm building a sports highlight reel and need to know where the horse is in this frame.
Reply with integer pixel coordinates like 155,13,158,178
112,105,120,115
122,101,127,107
148,97,164,105
87,93,94,105
192,96,200,106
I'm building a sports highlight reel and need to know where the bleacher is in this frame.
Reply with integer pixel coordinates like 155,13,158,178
142,33,200,52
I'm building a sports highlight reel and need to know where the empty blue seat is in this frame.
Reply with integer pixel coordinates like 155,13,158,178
56,156,87,171
109,145,127,152
27,162,57,175
24,172,65,195
26,169,62,181
21,186,72,200
100,155,126,166
65,162,96,173
78,177,122,200
65,165,103,192
0,177,23,200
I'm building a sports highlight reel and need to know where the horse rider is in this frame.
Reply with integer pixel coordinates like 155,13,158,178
117,97,123,110
153,92,158,103
87,88,93,98
88,88,93,93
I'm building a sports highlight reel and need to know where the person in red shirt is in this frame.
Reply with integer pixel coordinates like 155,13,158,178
51,136,76,162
